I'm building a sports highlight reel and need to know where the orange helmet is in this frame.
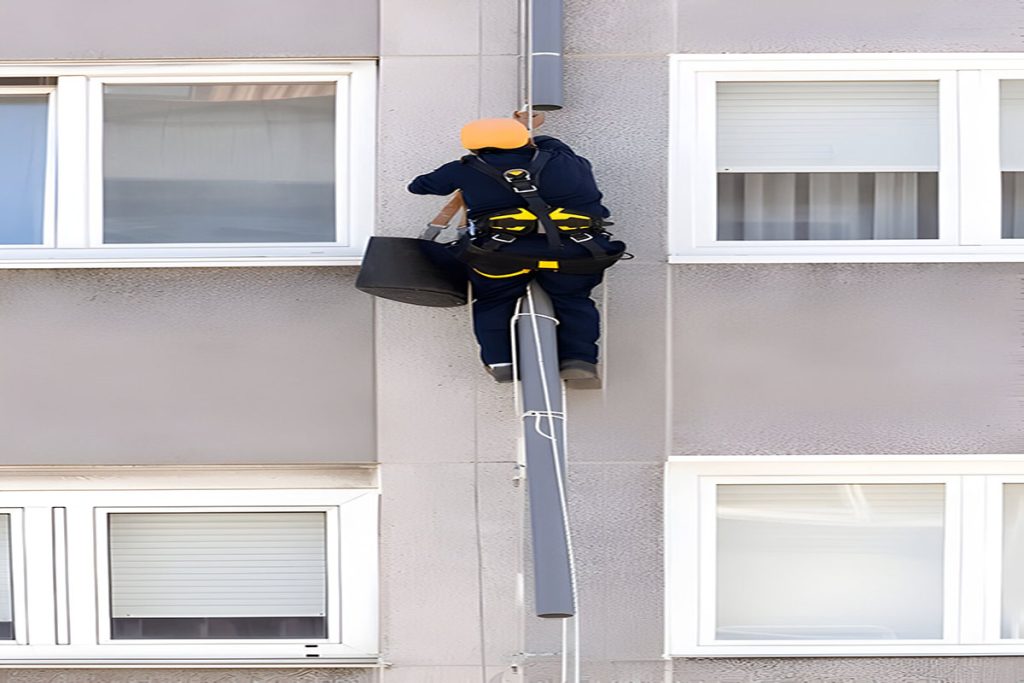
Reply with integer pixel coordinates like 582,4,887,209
460,118,530,150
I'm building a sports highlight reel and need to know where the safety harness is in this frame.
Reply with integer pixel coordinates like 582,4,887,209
454,151,626,275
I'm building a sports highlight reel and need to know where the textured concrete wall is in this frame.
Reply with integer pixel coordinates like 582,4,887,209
0,268,375,464
0,0,377,60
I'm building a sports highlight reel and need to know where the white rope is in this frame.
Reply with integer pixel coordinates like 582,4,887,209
525,0,534,132
523,409,566,439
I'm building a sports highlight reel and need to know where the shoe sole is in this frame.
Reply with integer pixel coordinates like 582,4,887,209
560,367,601,390
560,368,597,380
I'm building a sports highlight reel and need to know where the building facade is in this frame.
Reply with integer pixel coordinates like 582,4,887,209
2,0,1024,681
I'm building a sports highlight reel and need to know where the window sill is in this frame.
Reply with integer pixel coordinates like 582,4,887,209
0,658,379,668
0,254,363,269
669,246,1024,264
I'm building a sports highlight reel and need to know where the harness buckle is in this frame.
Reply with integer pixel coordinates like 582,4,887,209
503,169,537,193
488,233,517,244
569,233,594,243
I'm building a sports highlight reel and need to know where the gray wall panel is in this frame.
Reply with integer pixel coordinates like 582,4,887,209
379,463,521,667
0,0,378,60
0,268,375,464
677,0,1024,53
381,0,516,56
376,3,526,672
672,263,1024,455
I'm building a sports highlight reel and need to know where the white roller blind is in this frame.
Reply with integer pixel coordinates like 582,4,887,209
1000,80,1024,171
0,515,11,623
716,484,945,640
109,512,327,619
717,81,940,172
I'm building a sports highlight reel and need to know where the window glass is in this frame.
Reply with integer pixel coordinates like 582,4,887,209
716,81,939,240
999,81,1024,238
0,95,48,245
0,515,12,640
102,83,336,244
1002,484,1024,637
716,483,945,640
108,511,327,640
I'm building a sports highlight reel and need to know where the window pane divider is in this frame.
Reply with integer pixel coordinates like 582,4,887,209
23,507,56,646
955,476,984,643
52,508,69,646
54,76,89,249
984,477,1005,643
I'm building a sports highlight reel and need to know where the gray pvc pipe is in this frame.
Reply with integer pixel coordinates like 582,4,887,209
516,283,575,618
530,0,563,111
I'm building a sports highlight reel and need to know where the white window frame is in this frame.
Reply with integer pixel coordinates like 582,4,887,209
669,53,1024,263
0,467,378,666
0,61,375,269
666,455,1024,657
0,509,28,646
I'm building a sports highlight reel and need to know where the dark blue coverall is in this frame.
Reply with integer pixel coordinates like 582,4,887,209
408,135,613,366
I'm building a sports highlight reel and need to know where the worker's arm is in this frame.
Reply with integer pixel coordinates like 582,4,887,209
408,162,460,196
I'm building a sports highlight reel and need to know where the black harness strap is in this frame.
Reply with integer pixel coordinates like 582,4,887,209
453,150,629,275
462,151,562,250
455,233,626,275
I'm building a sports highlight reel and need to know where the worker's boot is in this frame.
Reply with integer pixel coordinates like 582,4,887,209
559,359,601,389
485,363,515,383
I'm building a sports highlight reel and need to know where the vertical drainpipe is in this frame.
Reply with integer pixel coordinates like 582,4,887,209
517,284,575,619
530,0,563,111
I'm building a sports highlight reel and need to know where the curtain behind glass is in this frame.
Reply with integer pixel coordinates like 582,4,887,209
0,96,48,245
718,172,939,240
1000,81,1024,237
716,484,945,640
103,83,336,244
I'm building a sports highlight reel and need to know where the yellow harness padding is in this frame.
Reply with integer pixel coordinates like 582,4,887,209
548,208,593,231
485,207,537,232
483,207,596,234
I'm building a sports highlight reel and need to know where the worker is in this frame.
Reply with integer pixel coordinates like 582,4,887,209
408,113,622,384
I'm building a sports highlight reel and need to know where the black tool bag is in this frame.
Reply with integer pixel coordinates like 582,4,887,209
355,195,469,307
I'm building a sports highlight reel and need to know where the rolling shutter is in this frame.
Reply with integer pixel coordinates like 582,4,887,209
109,512,327,619
717,81,940,172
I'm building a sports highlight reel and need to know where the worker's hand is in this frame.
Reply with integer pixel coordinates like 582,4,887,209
513,110,545,129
